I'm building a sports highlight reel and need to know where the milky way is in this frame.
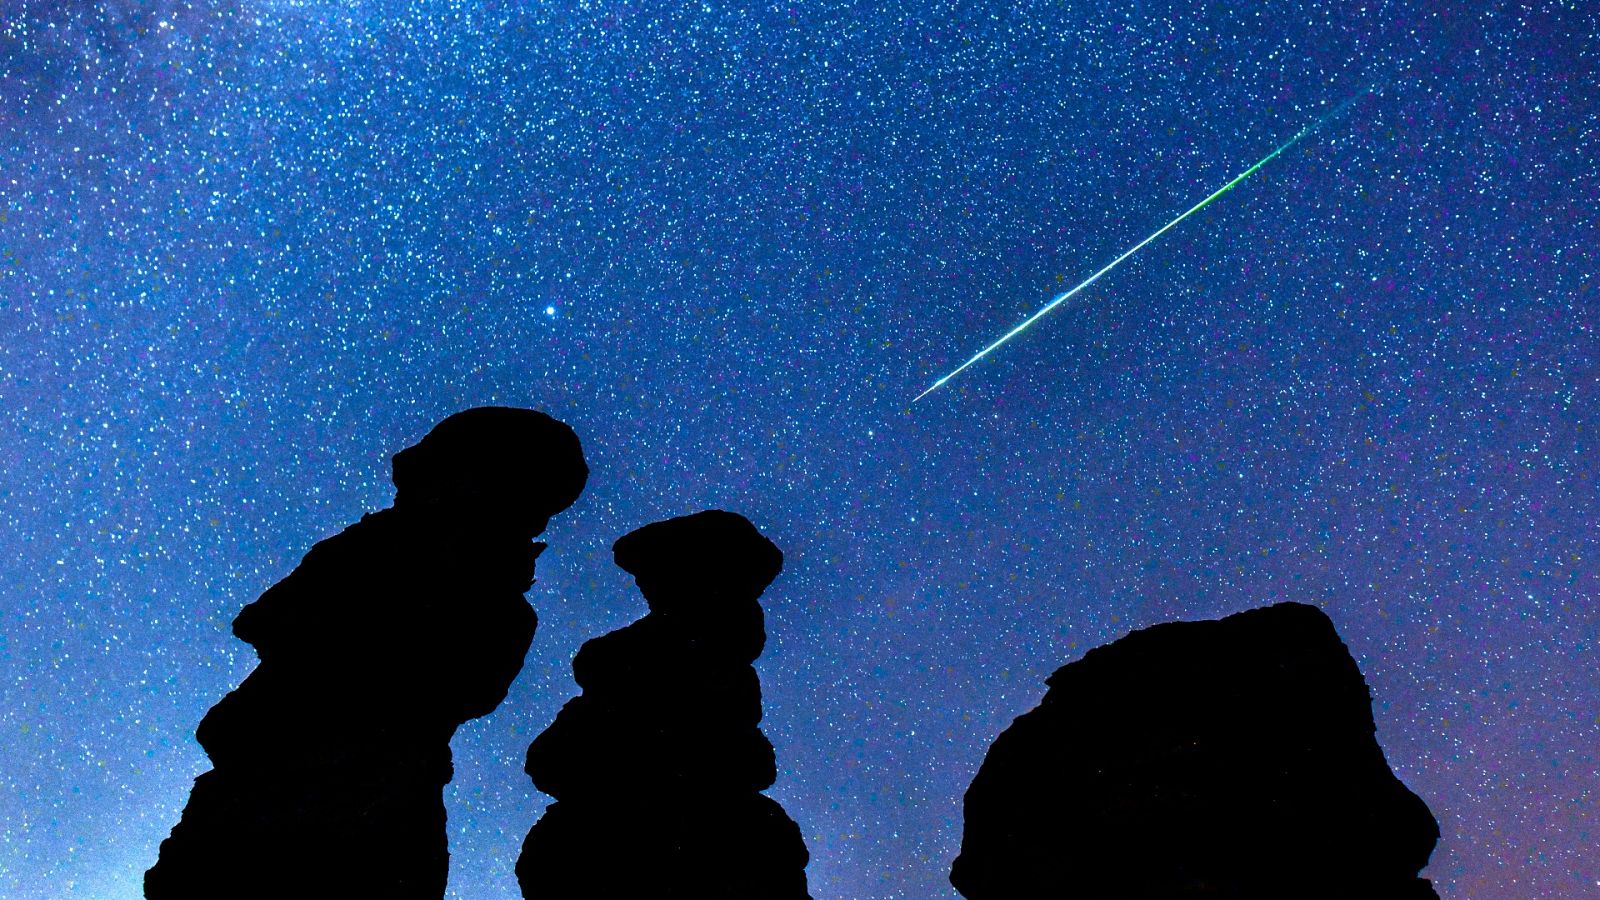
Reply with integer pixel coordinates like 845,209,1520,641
2,2,1595,897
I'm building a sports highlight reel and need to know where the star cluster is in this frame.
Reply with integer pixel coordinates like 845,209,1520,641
2,0,1595,896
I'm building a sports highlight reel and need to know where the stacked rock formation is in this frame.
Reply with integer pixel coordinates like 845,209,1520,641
516,510,810,898
146,407,588,899
952,602,1440,900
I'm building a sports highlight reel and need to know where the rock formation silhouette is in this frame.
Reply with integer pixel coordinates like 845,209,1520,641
951,602,1440,900
515,510,810,898
145,407,588,899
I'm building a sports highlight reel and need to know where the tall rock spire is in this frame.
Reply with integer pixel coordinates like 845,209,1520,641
516,510,810,898
146,407,588,899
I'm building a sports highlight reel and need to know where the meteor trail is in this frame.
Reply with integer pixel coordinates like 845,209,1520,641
913,90,1372,403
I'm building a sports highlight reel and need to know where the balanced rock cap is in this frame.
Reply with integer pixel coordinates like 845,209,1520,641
613,510,783,599
391,407,589,516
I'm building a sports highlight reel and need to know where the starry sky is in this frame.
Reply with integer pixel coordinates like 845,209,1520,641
2,0,1595,896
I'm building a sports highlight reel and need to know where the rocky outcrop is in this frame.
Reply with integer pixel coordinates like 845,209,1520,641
516,510,810,898
951,602,1440,900
146,407,588,899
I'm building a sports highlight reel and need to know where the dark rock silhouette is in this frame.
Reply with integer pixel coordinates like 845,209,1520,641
516,510,810,898
146,407,588,899
951,602,1440,900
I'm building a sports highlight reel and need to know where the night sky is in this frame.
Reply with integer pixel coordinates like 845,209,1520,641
3,1,1596,896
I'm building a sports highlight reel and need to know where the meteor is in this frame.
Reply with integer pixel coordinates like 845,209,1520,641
913,90,1372,403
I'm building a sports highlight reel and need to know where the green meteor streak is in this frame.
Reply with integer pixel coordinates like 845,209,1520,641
913,91,1369,403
